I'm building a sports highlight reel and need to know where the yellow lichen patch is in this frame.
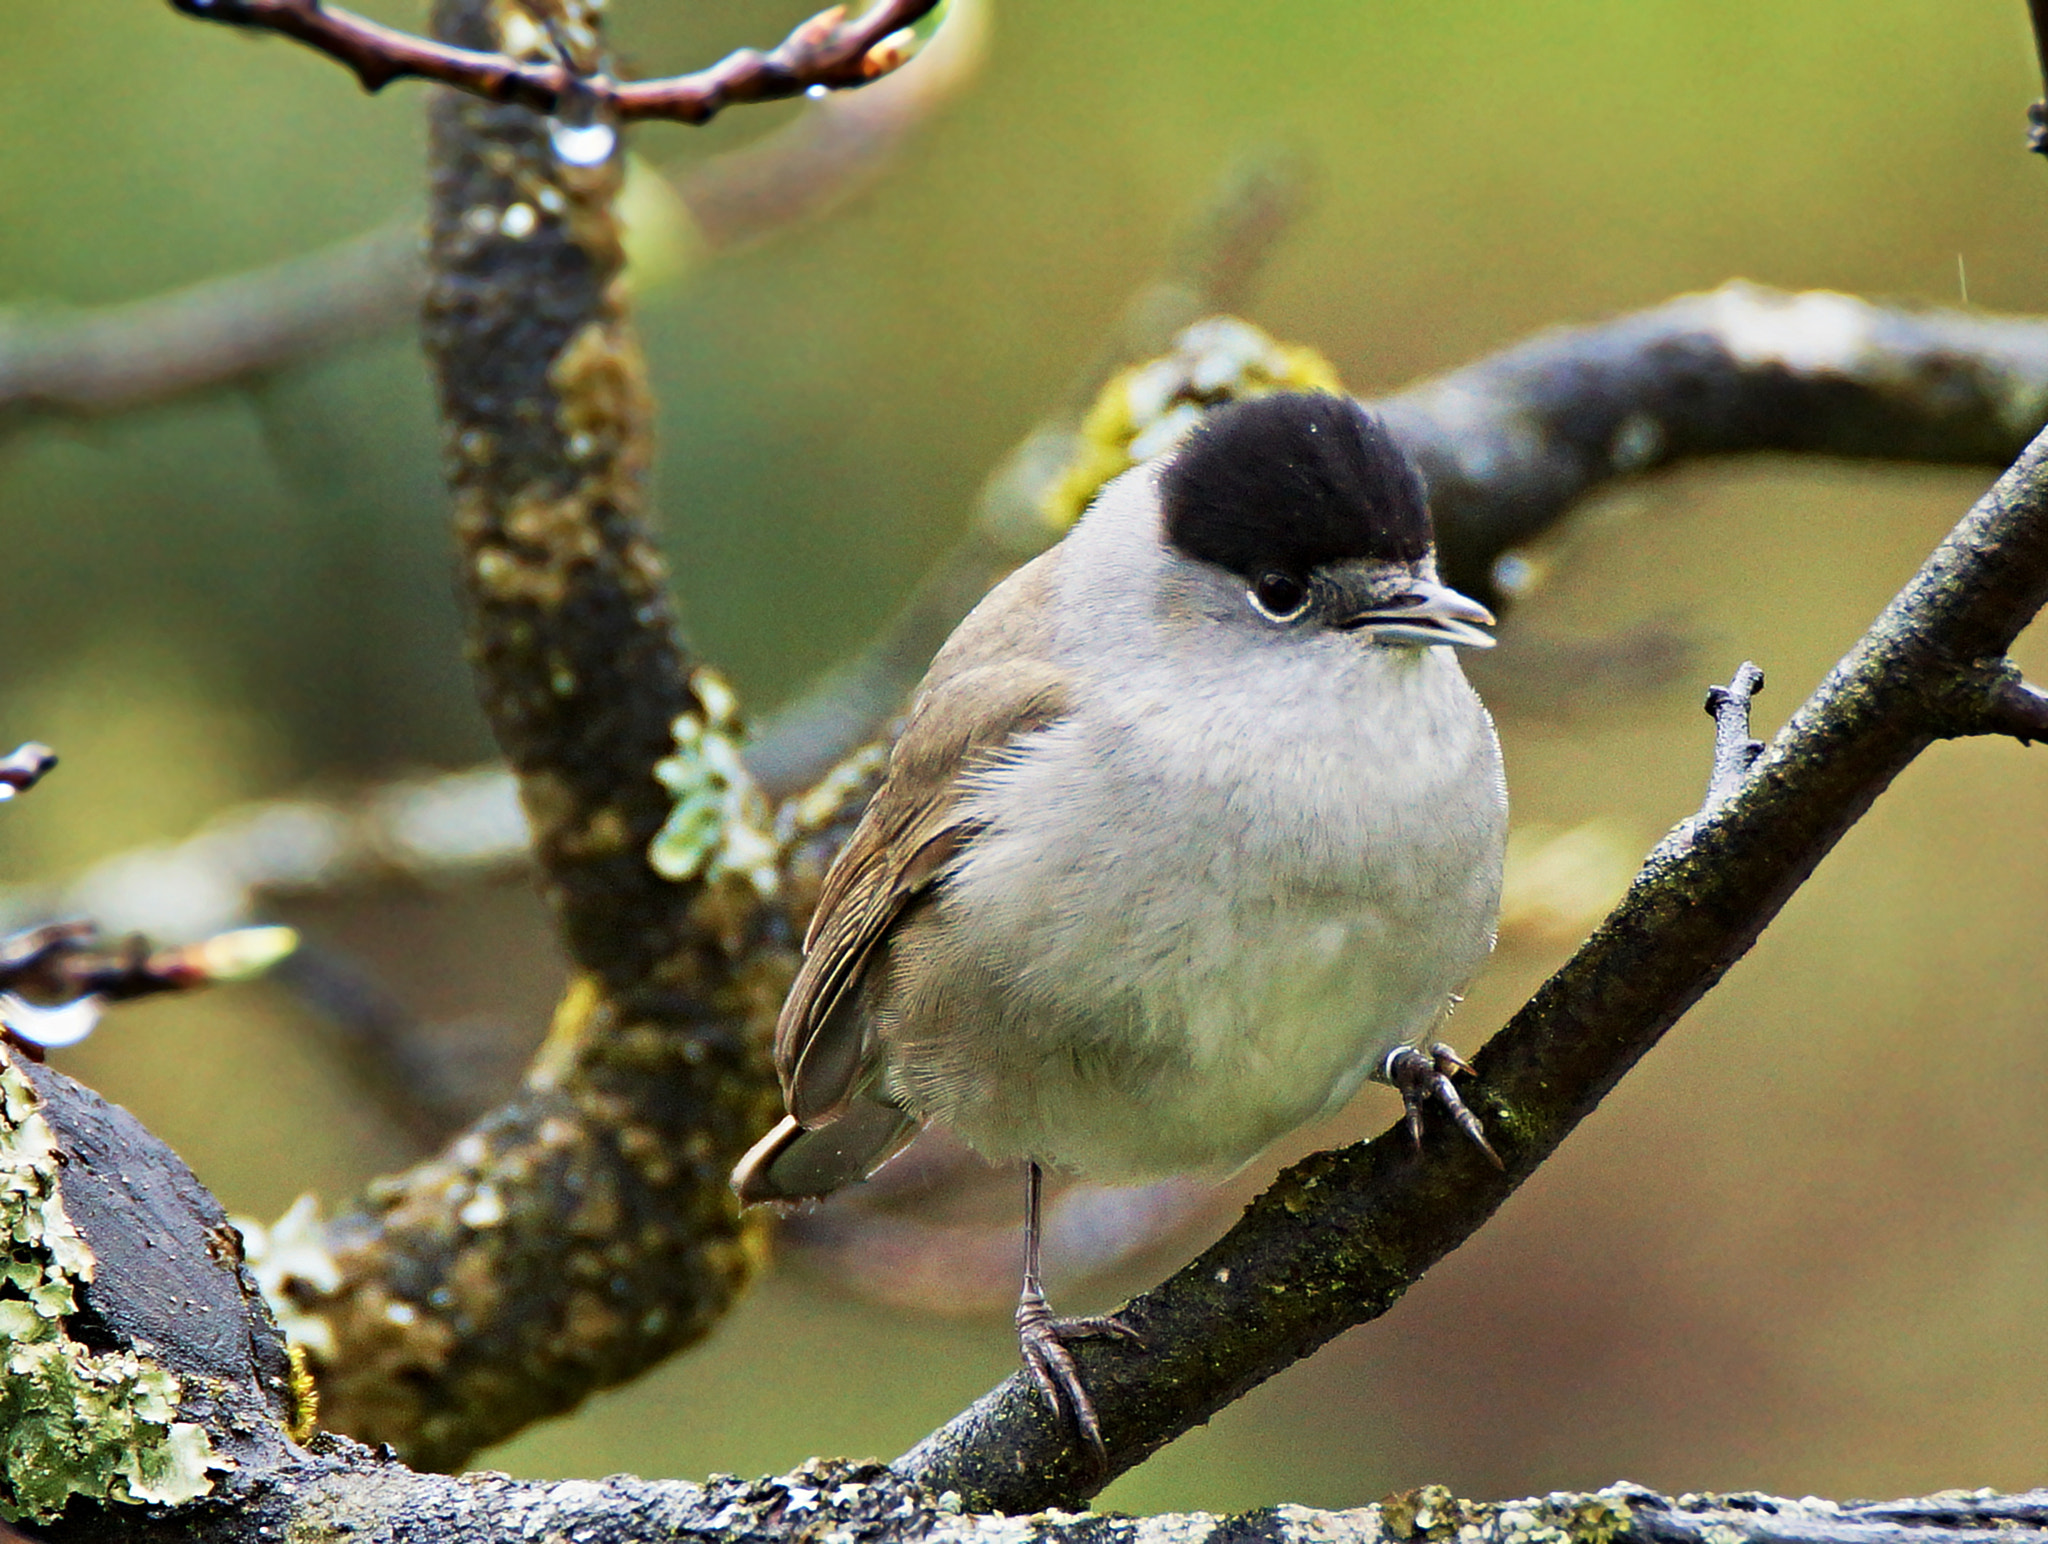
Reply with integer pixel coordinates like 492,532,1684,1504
551,319,653,472
504,488,605,559
529,974,606,1091
1041,316,1346,530
284,1344,320,1445
0,1056,226,1521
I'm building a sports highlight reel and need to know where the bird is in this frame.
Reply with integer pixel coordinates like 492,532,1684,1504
733,389,1508,1456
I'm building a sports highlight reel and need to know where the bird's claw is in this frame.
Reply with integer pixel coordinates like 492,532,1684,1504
1016,1288,1143,1464
1385,1041,1503,1170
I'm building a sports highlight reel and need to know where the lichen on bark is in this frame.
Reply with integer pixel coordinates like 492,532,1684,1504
0,1058,223,1522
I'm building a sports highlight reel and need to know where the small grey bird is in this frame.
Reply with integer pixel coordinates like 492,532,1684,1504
734,390,1508,1453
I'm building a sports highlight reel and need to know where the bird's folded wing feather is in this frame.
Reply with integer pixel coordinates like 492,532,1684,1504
778,554,1071,1126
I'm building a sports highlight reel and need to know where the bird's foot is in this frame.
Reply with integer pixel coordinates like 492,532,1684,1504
1015,1286,1144,1463
1384,1041,1503,1170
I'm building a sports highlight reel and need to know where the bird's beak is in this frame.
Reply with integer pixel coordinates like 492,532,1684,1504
1336,578,1497,650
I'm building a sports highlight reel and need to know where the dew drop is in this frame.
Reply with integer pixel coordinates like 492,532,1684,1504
549,116,617,167
1,993,104,1050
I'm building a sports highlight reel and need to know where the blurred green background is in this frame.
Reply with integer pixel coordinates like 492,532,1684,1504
5,0,2048,1516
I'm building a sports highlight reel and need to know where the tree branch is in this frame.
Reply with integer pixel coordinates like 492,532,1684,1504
0,226,419,432
1381,283,2048,606
1955,668,2048,743
169,0,942,127
2026,0,2048,154
897,421,2048,1511
274,0,785,1470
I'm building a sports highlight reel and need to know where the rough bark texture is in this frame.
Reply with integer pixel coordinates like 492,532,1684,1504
287,0,787,1470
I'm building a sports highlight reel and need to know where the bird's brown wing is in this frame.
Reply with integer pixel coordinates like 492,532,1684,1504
777,554,1070,1127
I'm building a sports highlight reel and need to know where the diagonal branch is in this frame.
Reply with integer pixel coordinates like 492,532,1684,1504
23,276,2048,1471
18,1013,2048,1535
897,421,2048,1511
0,225,419,431
169,0,942,127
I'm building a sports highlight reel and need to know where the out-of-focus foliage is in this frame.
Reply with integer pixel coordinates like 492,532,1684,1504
2,0,2046,1519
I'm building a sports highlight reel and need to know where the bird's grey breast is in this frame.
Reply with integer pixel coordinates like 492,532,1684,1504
896,635,1505,1181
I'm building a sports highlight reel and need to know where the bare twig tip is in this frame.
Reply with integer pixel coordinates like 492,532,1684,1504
1700,662,1767,814
0,743,58,798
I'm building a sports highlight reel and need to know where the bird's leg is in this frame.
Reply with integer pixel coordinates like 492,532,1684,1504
1383,1041,1504,1170
1014,1159,1143,1463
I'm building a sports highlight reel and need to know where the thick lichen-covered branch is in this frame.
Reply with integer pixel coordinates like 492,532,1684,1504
897,422,2048,1511
270,0,787,1471
0,1048,293,1525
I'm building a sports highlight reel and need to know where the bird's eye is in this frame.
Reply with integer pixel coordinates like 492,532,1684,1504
1248,570,1309,621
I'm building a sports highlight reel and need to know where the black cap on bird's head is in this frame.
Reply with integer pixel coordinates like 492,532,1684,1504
1158,391,1494,649
1160,391,1433,577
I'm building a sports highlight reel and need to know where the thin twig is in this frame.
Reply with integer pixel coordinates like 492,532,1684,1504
0,744,56,798
169,0,942,127
1700,661,1766,812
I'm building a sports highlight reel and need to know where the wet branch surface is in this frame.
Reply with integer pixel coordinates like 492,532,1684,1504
10,279,2048,1479
3,0,2035,1531
17,991,2048,1536
1,3,982,437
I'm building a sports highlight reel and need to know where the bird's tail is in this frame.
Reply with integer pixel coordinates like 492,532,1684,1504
730,1098,919,1206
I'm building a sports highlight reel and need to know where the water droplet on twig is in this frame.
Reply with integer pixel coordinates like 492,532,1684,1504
549,115,617,167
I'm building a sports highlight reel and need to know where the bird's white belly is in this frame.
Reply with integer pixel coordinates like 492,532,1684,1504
884,655,1504,1182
